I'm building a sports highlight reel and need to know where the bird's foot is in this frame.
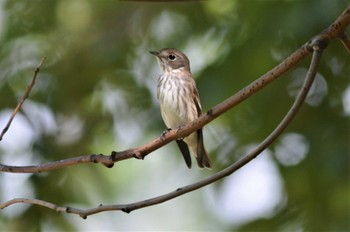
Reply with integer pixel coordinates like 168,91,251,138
160,128,172,141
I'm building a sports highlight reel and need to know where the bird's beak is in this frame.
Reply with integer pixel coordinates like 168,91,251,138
149,51,160,56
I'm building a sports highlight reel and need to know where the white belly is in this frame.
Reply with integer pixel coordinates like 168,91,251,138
157,72,199,149
158,75,196,129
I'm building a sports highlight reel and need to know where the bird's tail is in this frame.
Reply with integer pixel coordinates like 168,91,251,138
195,129,211,169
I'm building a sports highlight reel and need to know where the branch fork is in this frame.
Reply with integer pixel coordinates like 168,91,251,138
1,4,350,219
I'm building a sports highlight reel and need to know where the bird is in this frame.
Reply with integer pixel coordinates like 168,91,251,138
149,48,211,169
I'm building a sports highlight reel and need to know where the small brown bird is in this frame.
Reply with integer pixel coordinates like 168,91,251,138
150,48,211,168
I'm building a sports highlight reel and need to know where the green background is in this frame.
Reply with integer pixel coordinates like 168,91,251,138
0,0,349,231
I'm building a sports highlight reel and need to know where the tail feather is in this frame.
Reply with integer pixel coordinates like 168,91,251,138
176,139,192,168
196,129,211,169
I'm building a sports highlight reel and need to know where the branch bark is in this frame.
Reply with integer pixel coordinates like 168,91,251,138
0,43,309,173
1,5,349,173
0,44,311,173
0,4,349,219
0,42,324,218
0,57,46,141
340,32,350,52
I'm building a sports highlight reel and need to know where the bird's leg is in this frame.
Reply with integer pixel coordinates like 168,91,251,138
160,128,172,141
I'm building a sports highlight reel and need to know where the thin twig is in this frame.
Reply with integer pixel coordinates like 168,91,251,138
0,45,311,173
340,32,350,53
1,5,349,174
319,5,350,40
0,57,46,141
0,3,349,219
0,198,67,213
0,44,324,218
0,154,111,173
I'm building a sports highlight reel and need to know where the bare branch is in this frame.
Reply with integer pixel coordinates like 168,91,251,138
340,32,350,52
0,57,46,141
0,198,67,213
318,5,350,41
0,3,349,219
0,154,112,173
0,5,349,173
0,44,324,218
0,45,311,173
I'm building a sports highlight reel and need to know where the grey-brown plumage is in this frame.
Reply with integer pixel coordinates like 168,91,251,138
150,48,211,168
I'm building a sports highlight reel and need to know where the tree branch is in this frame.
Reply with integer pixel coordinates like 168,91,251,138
0,4,349,173
340,32,350,52
0,57,46,141
0,45,311,173
0,42,324,218
0,3,349,219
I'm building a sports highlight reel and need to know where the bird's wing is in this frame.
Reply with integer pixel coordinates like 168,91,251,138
192,87,202,117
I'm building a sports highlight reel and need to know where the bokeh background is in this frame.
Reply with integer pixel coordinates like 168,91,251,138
0,0,349,231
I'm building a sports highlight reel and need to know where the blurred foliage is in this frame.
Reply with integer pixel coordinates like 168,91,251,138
0,0,349,231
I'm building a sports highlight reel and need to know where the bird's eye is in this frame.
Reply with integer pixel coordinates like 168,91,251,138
168,54,176,61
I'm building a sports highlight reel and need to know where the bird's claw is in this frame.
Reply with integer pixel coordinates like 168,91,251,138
160,128,172,141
